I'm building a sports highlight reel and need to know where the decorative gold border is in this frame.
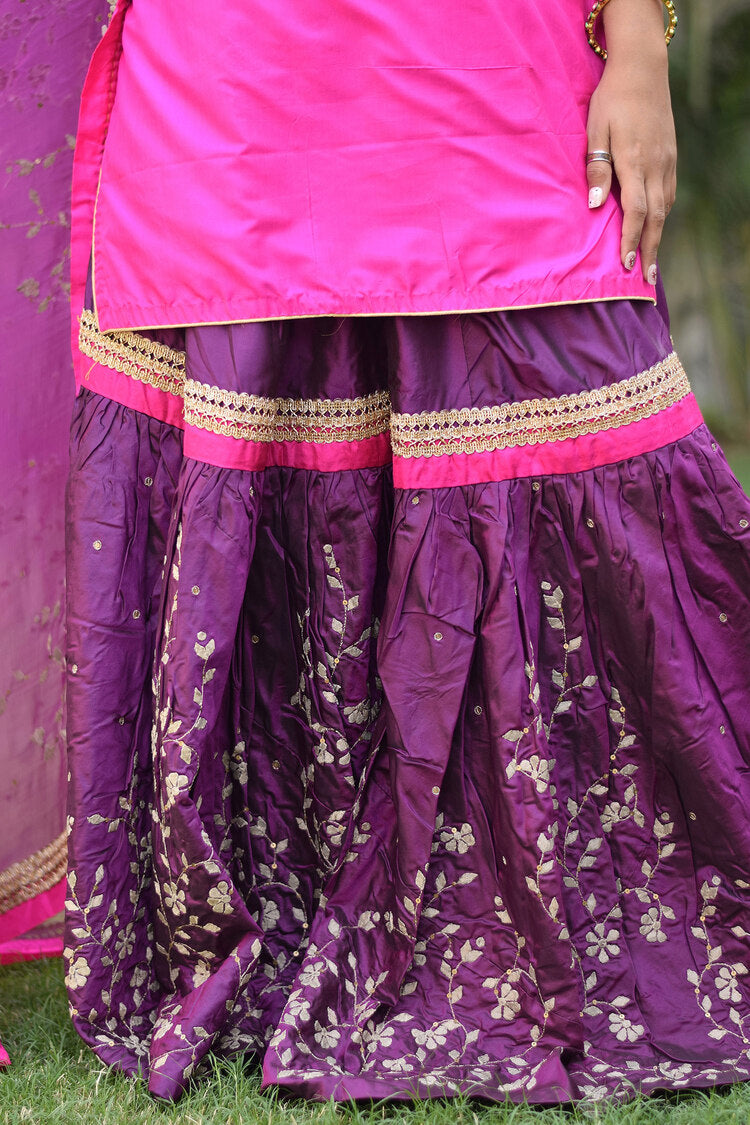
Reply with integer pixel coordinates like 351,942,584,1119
391,353,690,458
0,831,67,915
77,315,689,458
184,379,391,445
78,308,185,396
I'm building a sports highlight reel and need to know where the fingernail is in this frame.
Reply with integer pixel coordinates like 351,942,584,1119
624,251,636,271
588,186,603,209
647,263,658,286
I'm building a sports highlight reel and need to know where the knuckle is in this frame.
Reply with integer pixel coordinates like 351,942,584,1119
587,168,610,188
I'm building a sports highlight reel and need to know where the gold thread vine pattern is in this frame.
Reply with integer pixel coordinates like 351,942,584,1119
184,380,391,445
391,353,691,459
0,830,67,913
78,309,185,396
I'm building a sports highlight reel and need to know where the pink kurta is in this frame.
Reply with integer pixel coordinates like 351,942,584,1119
72,0,652,380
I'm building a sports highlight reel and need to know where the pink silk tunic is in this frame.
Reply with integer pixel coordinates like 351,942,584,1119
72,0,653,380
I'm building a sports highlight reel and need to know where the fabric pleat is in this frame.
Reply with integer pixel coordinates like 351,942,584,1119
65,301,750,1102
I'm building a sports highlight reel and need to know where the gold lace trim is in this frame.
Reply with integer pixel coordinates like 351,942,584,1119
391,353,691,458
184,379,391,445
78,309,186,396
0,831,67,915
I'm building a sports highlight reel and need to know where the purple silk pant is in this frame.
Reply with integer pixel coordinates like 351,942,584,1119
65,299,750,1102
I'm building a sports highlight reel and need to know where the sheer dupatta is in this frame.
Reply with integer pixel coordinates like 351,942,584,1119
0,0,111,1061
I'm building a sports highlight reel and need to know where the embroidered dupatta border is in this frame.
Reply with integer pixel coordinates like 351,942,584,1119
0,831,67,914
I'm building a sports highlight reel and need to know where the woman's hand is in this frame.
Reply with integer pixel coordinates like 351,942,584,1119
586,0,677,285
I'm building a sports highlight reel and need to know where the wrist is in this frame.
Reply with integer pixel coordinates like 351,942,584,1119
601,0,670,58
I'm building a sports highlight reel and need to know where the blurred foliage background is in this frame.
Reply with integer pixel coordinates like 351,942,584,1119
662,0,750,453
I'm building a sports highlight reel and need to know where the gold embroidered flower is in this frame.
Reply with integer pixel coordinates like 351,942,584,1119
716,966,742,1004
639,908,667,944
192,960,211,988
65,955,91,990
207,881,233,914
608,1011,645,1043
230,747,248,786
585,922,621,962
164,771,189,804
579,1083,610,1102
163,881,187,915
517,755,553,792
299,960,326,989
219,1027,247,1051
657,1062,693,1082
115,929,136,957
601,801,630,833
412,1025,450,1050
443,823,476,854
382,1057,413,1073
261,899,281,931
313,1022,340,1049
370,1024,394,1049
491,982,521,1021
286,995,312,1024
324,817,345,846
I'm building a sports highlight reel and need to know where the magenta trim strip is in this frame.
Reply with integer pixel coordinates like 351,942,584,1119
0,879,65,949
184,427,392,472
0,936,63,966
81,360,185,428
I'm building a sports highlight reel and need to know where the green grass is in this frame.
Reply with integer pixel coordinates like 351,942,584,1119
725,446,750,494
3,960,750,1124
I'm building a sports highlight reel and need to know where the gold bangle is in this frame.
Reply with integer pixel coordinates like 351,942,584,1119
586,0,677,60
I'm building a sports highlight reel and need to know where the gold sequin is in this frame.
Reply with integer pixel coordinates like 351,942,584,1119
433,632,443,642
132,609,141,620
93,540,102,551
719,613,728,623
192,586,200,596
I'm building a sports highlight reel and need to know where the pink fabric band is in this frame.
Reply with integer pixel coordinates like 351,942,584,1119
0,878,65,963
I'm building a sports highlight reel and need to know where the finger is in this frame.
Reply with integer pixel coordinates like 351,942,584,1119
664,167,677,215
639,183,669,285
618,174,648,272
586,145,613,211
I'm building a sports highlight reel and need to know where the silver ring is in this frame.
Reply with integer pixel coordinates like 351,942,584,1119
586,150,613,166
